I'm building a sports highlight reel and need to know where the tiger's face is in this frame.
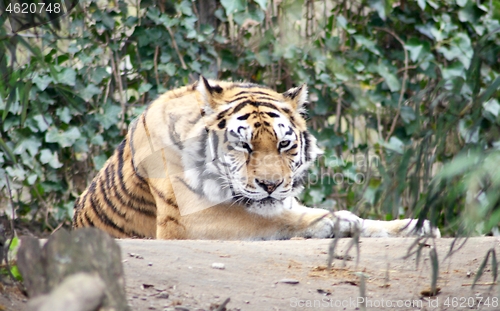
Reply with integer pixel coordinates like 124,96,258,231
186,77,321,211
221,104,301,203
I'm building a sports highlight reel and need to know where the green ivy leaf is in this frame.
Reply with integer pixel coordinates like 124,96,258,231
400,106,416,123
33,74,53,91
158,63,176,76
221,0,246,14
27,174,37,185
39,149,63,169
138,82,153,95
177,0,193,16
254,0,267,10
80,84,102,102
45,127,82,148
56,107,72,124
96,104,122,130
353,35,381,56
13,138,41,157
56,68,76,86
482,97,500,118
5,166,27,181
93,154,109,171
381,137,404,154
417,0,426,10
91,134,104,146
368,0,387,21
375,64,400,92
405,38,430,63
437,33,472,69
91,68,110,84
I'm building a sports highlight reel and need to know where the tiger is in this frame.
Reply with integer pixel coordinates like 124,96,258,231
73,77,440,240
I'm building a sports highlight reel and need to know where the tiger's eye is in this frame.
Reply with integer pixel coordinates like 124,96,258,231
279,140,290,148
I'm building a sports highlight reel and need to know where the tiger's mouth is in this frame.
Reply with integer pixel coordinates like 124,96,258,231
258,197,277,204
233,195,279,206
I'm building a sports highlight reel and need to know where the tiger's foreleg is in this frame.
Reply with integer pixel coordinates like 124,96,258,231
146,178,187,239
331,210,441,238
285,204,441,238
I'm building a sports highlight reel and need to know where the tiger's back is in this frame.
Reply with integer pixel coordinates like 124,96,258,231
73,84,202,238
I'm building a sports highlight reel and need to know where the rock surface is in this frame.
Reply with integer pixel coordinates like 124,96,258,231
17,228,129,311
4,236,500,311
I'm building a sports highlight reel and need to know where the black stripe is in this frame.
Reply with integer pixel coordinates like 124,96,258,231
131,173,150,192
259,102,280,110
299,132,305,167
255,96,279,101
218,119,226,129
210,131,219,161
84,212,95,226
211,85,223,93
168,115,183,150
303,132,311,162
116,141,157,217
237,113,251,120
173,176,206,198
249,90,273,95
217,111,227,120
163,216,180,225
99,170,127,219
88,187,128,236
265,112,280,118
229,94,279,103
198,130,208,160
150,184,179,208
111,155,156,213
230,95,254,103
229,130,239,138
237,126,246,135
232,100,254,115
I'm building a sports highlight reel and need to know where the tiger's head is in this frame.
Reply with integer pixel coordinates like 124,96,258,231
185,77,322,212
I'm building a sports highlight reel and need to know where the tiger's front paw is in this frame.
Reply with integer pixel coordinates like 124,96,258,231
304,214,335,239
331,210,363,237
361,218,441,238
303,210,363,238
394,219,441,238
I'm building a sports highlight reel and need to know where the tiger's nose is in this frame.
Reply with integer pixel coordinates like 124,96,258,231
255,179,283,194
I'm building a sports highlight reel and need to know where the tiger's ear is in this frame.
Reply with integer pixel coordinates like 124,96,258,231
197,76,223,116
282,84,308,111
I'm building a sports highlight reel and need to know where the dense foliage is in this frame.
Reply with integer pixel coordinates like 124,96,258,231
0,0,499,236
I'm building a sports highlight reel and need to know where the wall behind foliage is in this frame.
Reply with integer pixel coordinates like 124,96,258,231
0,0,499,235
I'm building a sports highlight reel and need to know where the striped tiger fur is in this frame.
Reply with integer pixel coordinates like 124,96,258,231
73,77,440,240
